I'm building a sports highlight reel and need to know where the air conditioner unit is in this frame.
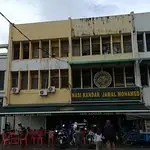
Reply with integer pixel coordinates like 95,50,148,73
11,87,19,94
39,90,48,96
48,86,56,93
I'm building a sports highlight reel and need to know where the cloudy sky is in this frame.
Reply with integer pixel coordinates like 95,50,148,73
0,0,150,53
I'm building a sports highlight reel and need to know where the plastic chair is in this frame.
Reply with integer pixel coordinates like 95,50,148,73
10,136,19,144
37,131,43,144
2,133,10,145
10,131,19,144
20,133,28,146
31,130,37,144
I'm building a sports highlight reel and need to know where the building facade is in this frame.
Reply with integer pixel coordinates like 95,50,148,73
134,12,150,107
3,12,150,129
0,52,7,132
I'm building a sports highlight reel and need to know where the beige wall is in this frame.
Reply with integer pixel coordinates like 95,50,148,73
7,13,135,105
71,15,132,37
12,14,133,41
71,53,133,63
12,20,70,41
9,89,70,105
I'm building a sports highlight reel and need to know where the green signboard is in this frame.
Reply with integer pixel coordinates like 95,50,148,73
71,87,142,102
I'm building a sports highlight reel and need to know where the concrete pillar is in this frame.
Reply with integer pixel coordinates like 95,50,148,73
131,32,138,58
143,32,147,52
1,117,6,133
134,60,141,87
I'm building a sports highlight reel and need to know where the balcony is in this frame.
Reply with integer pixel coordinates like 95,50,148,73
71,35,133,64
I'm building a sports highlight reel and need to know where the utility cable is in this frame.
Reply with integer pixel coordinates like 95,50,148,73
0,12,72,91
0,12,68,63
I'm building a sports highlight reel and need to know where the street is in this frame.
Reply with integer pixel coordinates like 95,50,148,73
0,145,150,150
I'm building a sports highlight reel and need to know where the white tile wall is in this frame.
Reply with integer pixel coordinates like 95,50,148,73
11,58,69,71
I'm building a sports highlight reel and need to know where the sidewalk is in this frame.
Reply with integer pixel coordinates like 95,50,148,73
0,145,150,150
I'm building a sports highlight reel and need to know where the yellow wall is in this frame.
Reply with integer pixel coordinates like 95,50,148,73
9,89,70,105
71,53,133,63
12,20,70,41
71,15,132,37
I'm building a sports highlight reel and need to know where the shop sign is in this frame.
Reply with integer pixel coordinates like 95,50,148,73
71,87,142,102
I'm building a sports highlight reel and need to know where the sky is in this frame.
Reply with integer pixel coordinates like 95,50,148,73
0,0,150,53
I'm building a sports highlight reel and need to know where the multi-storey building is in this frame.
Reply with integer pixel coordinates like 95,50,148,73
3,12,150,130
0,52,7,132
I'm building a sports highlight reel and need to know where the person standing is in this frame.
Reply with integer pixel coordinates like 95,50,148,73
94,129,103,150
103,120,116,150
75,127,82,150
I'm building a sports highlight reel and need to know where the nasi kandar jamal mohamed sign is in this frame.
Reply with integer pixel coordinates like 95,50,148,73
71,87,142,102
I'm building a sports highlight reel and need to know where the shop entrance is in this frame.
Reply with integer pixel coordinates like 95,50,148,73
46,113,125,132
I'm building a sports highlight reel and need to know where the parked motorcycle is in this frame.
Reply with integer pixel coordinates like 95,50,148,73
56,125,69,148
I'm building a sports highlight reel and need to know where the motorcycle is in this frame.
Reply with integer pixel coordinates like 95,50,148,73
56,126,69,148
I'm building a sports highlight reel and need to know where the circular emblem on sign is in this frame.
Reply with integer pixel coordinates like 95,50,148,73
94,71,112,88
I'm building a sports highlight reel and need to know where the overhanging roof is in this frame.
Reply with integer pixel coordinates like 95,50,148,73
127,112,150,119
0,102,149,115
69,58,139,65
0,44,8,49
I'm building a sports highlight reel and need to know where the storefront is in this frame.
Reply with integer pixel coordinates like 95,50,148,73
0,100,149,130
1,85,149,131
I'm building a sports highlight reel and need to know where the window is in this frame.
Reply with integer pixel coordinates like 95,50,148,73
51,70,59,88
123,34,132,53
82,38,90,56
72,39,80,56
13,43,20,60
72,69,81,88
82,69,91,88
113,35,121,54
0,98,3,107
146,33,150,51
92,37,100,55
42,41,49,58
102,36,111,54
61,40,69,57
92,68,101,88
114,67,124,87
21,71,28,90
104,68,114,87
125,66,135,87
11,72,18,88
137,33,144,52
0,71,4,90
140,65,148,86
60,69,68,88
32,42,39,58
31,71,38,89
51,40,59,57
41,71,49,89
23,42,29,59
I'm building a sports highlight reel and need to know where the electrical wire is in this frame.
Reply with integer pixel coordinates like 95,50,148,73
0,12,68,63
0,11,71,91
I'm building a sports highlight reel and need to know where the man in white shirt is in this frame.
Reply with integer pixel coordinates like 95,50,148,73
94,129,104,150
